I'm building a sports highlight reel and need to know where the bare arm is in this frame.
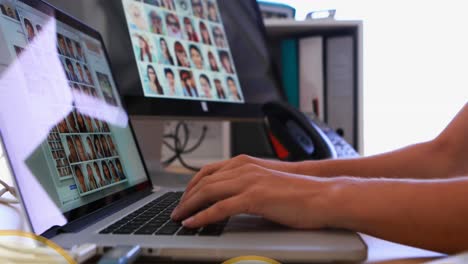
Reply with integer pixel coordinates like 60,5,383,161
173,104,468,254
331,176,468,254
173,165,468,254
186,103,468,182
295,103,468,179
295,140,461,179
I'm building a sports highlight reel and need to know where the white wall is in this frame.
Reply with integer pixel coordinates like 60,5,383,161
265,0,468,155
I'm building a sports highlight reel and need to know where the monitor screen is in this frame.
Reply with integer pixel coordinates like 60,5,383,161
0,0,150,234
122,0,245,103
101,0,284,118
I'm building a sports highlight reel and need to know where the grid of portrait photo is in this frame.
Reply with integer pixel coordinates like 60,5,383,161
11,3,129,200
55,31,127,196
57,31,119,107
47,118,128,195
57,109,127,196
123,0,244,103
57,31,97,97
15,17,129,196
47,127,71,178
16,13,78,181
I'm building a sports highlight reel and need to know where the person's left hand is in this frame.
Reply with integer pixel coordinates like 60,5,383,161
171,164,338,229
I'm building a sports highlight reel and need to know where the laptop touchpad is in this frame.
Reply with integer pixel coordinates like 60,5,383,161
224,214,288,233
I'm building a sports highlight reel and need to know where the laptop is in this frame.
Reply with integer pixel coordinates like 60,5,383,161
0,0,367,262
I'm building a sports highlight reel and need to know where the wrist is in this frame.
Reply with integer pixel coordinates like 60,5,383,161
291,160,326,177
286,160,302,175
263,158,304,175
319,177,362,229
291,160,315,175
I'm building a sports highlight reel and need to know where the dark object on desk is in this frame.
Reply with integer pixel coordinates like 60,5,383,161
231,121,276,159
263,101,359,161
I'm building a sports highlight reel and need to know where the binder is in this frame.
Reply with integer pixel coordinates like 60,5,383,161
258,20,362,152
280,39,299,108
325,35,355,147
299,36,324,120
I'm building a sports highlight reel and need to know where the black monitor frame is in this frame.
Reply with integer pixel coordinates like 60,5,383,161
107,0,285,120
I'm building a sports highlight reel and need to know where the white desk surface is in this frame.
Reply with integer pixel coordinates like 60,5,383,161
0,201,444,264
0,162,445,264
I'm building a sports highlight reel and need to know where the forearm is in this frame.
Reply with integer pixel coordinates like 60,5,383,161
295,104,468,179
294,139,458,179
327,176,468,254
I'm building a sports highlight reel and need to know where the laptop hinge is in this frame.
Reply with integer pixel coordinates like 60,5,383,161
41,189,153,238
42,225,67,238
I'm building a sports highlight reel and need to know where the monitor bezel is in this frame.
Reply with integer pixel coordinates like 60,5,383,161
11,0,154,233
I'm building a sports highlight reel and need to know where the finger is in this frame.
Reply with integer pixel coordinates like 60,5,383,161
182,155,254,198
180,167,242,204
172,177,244,221
181,160,227,200
182,195,248,228
182,155,254,200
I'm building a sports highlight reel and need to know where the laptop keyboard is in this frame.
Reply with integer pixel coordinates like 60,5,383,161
99,192,227,236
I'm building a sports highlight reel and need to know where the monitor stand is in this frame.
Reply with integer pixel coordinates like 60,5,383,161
130,117,193,188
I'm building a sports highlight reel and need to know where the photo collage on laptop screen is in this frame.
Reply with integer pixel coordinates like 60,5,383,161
0,0,147,213
122,0,245,103
21,12,128,197
54,31,127,197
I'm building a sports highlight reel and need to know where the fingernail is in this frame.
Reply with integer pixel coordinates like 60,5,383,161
171,207,179,218
182,217,195,227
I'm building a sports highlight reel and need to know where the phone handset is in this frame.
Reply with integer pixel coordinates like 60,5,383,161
263,101,337,161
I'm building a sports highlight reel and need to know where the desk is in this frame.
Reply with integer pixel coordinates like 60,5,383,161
0,168,445,264
0,194,445,264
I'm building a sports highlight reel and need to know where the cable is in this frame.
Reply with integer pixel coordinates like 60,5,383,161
0,178,18,205
0,240,69,263
161,122,208,172
162,122,208,171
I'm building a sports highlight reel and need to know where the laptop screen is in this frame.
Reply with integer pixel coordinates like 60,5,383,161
0,0,150,234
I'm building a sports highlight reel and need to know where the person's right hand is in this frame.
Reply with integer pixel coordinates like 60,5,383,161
181,155,298,201
172,163,341,229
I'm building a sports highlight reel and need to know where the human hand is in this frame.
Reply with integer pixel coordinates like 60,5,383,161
180,155,298,201
171,164,338,229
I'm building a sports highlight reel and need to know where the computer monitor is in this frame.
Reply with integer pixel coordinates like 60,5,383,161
104,0,284,119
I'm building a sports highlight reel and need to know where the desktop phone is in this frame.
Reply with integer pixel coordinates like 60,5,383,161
263,101,359,161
